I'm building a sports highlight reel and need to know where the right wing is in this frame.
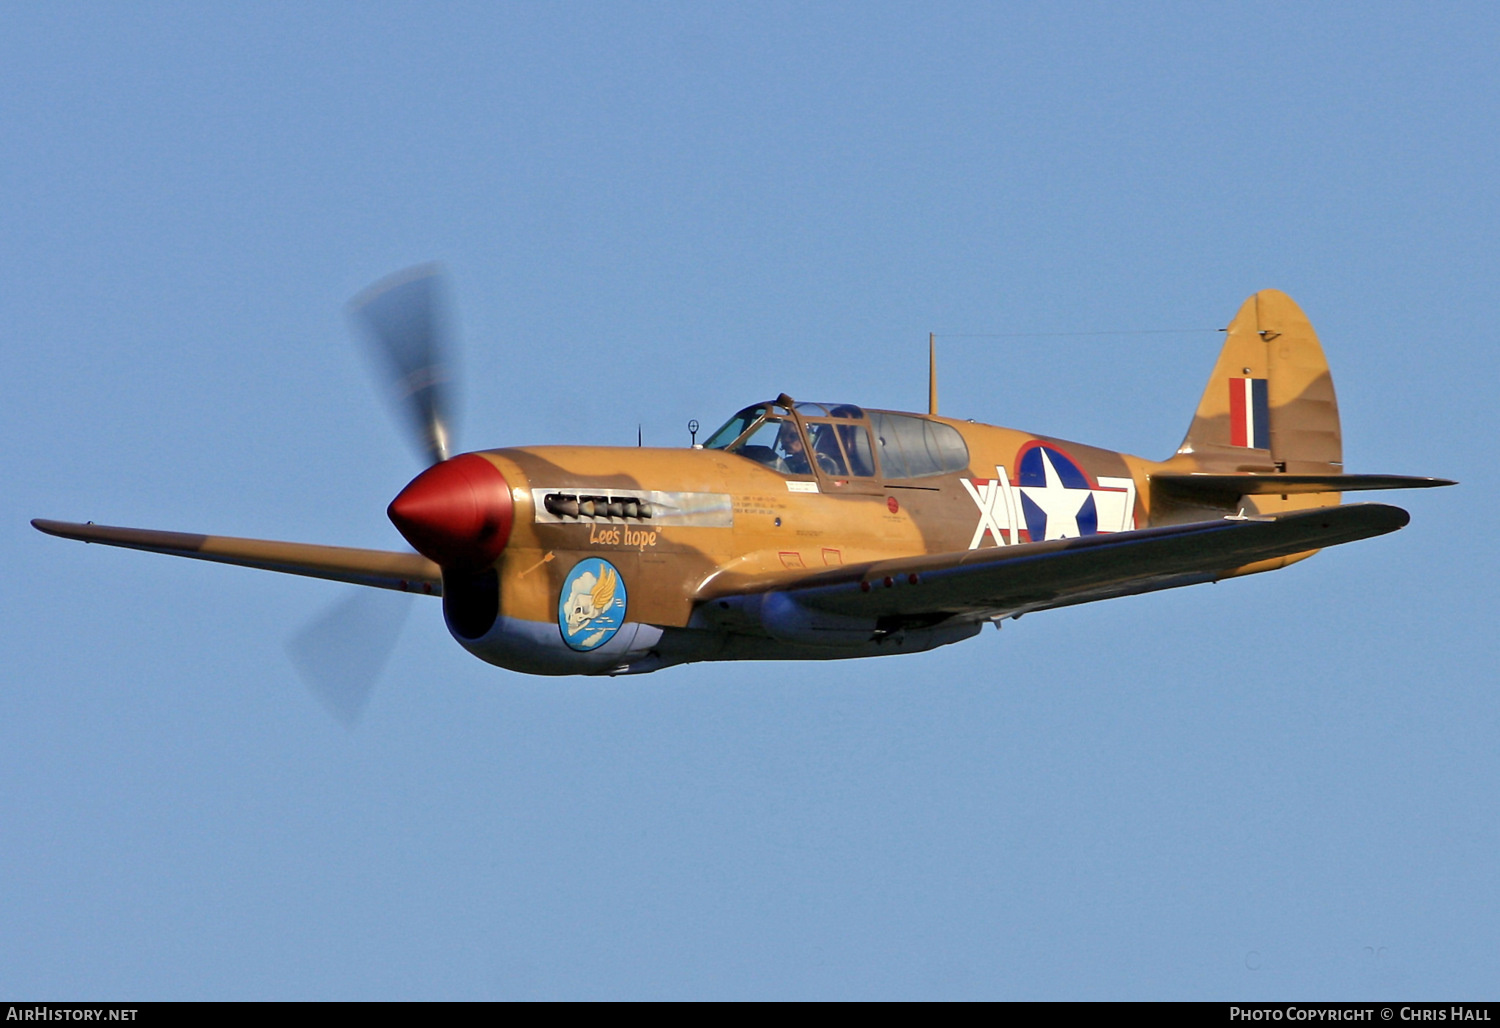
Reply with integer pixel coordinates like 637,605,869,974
696,504,1410,642
32,519,442,595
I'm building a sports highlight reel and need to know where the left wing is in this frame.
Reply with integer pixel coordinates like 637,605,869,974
32,519,442,594
696,504,1409,642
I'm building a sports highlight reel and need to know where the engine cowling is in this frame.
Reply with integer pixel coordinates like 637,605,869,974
390,453,668,675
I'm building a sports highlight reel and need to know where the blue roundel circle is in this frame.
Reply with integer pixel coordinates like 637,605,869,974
558,557,628,652
1015,443,1100,541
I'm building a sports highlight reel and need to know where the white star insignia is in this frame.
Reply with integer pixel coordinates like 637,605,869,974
1020,448,1092,540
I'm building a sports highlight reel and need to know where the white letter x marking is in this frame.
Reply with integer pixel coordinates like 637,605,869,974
961,466,1017,549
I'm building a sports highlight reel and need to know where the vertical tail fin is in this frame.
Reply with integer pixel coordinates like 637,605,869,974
1177,290,1342,474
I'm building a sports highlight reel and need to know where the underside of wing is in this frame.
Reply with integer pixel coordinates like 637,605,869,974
695,504,1410,645
32,519,442,595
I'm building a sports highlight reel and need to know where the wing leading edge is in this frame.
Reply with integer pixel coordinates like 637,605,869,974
697,504,1410,642
32,519,442,595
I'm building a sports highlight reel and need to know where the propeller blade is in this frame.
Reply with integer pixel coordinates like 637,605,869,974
286,588,413,727
349,263,456,466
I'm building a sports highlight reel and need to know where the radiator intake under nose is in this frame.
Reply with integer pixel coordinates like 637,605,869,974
443,566,499,640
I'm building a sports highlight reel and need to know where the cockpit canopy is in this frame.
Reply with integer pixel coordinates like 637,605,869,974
703,400,969,479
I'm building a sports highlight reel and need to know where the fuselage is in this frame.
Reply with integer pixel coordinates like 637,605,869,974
440,398,1213,675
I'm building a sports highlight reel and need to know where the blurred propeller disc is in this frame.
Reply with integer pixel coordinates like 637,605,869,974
349,263,457,466
287,588,413,728
291,263,462,726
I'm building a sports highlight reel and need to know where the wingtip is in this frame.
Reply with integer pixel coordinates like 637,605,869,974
1343,502,1411,534
33,519,103,542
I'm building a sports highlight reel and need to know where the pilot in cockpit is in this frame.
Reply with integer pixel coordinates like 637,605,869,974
775,421,812,475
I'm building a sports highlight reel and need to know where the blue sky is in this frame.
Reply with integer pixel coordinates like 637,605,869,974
2,2,1495,999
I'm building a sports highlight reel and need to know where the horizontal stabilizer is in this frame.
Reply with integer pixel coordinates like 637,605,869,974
1153,473,1456,507
32,519,443,595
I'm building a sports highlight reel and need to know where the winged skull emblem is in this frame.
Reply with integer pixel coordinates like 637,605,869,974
563,564,619,637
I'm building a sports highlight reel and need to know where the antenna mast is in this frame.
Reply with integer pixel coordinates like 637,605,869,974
928,332,938,415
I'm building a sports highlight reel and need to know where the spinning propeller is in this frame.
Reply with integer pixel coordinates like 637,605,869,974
349,263,456,468
291,263,512,725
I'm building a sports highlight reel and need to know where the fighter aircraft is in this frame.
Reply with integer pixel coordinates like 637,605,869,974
34,268,1453,682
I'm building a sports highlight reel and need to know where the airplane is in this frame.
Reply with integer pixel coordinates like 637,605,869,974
34,268,1453,686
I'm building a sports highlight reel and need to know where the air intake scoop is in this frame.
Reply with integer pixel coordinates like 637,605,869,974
388,453,513,569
